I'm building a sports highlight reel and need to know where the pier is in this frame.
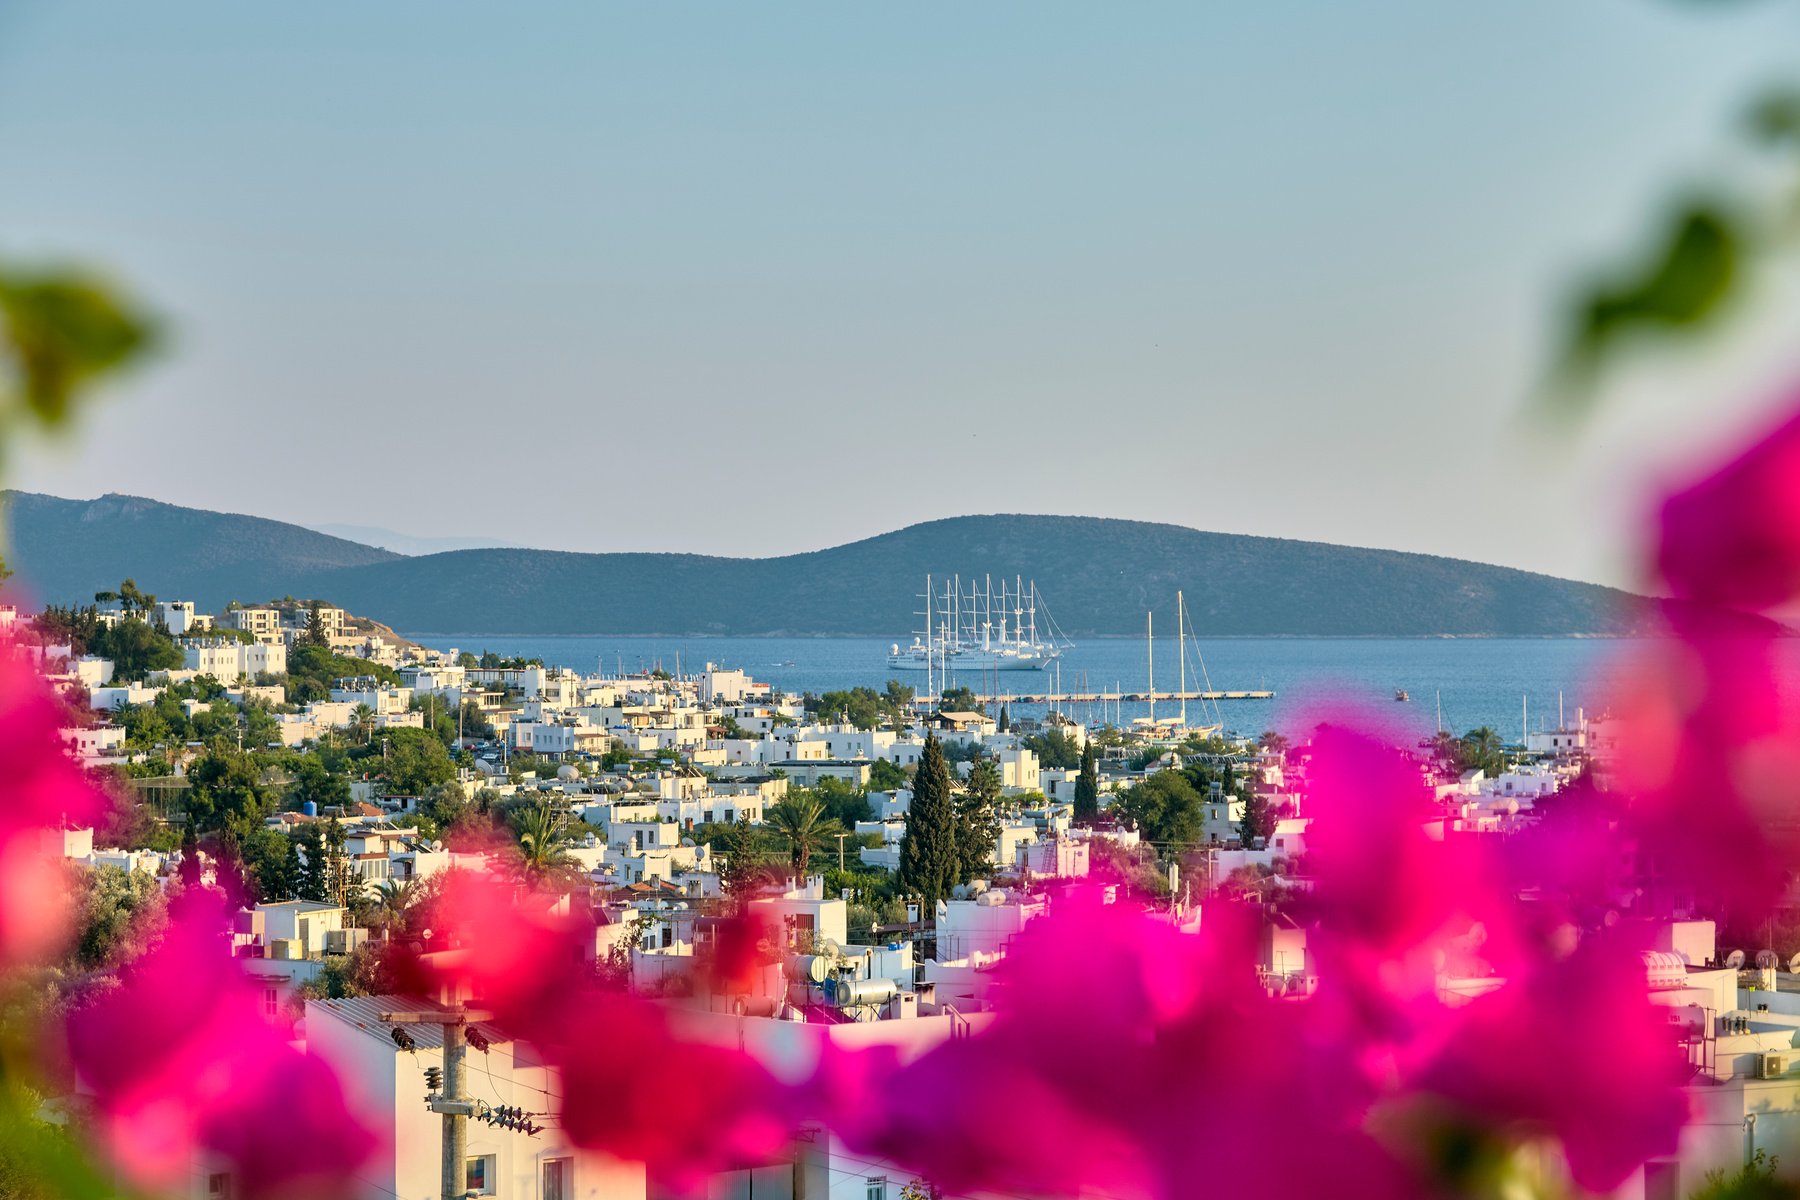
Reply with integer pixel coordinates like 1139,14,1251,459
971,690,1275,704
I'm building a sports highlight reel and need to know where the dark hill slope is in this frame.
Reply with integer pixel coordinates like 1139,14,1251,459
304,514,1647,636
3,497,1646,635
2,491,401,608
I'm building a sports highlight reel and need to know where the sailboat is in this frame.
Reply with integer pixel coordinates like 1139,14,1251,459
888,574,1070,676
1131,591,1223,738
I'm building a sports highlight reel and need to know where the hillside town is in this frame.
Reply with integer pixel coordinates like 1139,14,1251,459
1,586,1786,1200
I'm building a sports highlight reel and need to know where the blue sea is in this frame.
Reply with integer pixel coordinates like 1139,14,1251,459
403,634,1644,743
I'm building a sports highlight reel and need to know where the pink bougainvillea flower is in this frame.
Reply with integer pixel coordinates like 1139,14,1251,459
66,895,381,1198
1628,401,1800,913
1410,934,1688,1192
0,640,105,965
702,908,778,997
1301,723,1523,1045
1603,616,1800,916
409,872,591,1030
1657,404,1800,610
401,872,799,1188
0,641,100,832
553,993,801,1191
832,894,1419,1200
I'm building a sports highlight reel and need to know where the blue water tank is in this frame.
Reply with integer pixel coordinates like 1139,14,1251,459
302,800,318,817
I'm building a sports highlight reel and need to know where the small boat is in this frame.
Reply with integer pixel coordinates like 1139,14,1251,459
1394,689,1410,702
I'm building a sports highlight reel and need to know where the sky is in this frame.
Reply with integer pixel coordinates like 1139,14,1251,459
4,1,1800,588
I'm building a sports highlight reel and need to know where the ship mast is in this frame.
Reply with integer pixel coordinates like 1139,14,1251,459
1015,575,1025,649
1147,609,1155,728
924,574,933,700
984,573,992,651
1178,590,1186,730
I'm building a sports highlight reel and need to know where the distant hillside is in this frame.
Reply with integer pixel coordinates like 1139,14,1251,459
1,492,401,607
304,522,516,556
3,494,1652,636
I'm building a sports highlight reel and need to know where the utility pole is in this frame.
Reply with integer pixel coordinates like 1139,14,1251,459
383,977,494,1200
836,831,850,872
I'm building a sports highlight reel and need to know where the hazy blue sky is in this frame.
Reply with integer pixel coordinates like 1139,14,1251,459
5,1,1800,586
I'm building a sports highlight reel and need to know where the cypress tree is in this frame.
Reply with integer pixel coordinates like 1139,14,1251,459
295,824,327,902
302,600,329,650
178,824,202,887
997,705,1010,733
898,734,958,907
1073,740,1099,823
955,757,1003,883
1240,788,1274,848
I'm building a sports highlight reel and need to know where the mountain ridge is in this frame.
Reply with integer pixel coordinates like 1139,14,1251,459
2,492,1654,637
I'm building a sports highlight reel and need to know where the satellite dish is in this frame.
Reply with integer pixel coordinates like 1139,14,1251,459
1758,949,1779,970
1787,952,1800,974
820,938,841,960
1726,949,1747,969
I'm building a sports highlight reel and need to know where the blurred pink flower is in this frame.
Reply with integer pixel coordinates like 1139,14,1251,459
0,641,104,965
66,895,380,1198
1658,405,1800,610
1603,616,1800,916
1411,935,1689,1191
1302,724,1524,1047
553,994,800,1190
833,895,1418,1200
408,873,799,1188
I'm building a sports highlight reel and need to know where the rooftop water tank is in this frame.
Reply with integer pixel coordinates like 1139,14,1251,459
830,977,898,1009
302,800,318,817
787,954,830,984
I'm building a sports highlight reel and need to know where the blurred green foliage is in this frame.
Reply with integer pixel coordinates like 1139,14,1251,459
0,263,156,582
1562,201,1743,388
1551,17,1800,413
0,265,156,444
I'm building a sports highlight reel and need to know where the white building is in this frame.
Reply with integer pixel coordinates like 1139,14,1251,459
185,639,287,681
223,607,282,639
749,876,849,950
155,600,204,635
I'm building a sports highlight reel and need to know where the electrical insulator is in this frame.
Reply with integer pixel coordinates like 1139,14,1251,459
424,1066,443,1092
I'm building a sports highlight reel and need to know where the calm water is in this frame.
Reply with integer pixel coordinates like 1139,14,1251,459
405,633,1645,742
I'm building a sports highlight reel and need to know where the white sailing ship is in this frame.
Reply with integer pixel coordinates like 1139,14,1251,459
888,575,1070,678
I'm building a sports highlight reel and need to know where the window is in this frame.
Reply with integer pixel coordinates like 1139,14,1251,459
207,1173,233,1199
661,925,674,948
543,1157,571,1200
866,1177,888,1200
262,987,279,1018
466,1154,496,1196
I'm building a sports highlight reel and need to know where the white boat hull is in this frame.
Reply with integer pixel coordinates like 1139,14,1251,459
887,651,1057,672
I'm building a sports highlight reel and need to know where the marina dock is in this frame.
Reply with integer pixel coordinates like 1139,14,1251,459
972,690,1275,704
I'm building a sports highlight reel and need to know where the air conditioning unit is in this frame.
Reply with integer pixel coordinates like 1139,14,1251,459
1761,1052,1789,1080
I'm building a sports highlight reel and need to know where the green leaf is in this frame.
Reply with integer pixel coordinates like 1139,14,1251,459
0,266,158,429
1557,201,1743,396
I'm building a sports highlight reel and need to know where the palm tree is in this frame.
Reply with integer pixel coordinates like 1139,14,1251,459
515,802,580,888
351,703,376,745
372,878,416,930
1461,726,1505,775
765,794,843,878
